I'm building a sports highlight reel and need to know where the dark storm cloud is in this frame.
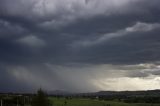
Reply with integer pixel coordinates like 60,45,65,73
1,0,160,92
69,22,160,64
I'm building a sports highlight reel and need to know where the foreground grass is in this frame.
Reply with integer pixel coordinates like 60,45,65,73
49,97,160,106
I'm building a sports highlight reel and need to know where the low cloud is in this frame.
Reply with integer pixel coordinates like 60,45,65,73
17,35,46,48
5,63,160,92
0,19,27,38
126,22,160,32
93,76,160,91
71,22,160,48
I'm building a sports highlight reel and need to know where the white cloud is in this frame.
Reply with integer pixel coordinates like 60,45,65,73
92,76,160,91
17,35,45,47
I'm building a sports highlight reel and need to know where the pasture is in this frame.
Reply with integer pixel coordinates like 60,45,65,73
49,97,160,106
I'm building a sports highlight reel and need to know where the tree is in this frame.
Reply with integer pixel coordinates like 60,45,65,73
31,89,52,106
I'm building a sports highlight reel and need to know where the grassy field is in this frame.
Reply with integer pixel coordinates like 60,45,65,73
49,97,160,106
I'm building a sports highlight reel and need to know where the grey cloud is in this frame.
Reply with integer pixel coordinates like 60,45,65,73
17,35,46,48
66,22,160,65
0,0,144,28
6,63,160,92
71,22,160,48
0,19,27,38
1,0,160,92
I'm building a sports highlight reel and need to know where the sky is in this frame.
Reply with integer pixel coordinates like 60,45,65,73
0,0,160,93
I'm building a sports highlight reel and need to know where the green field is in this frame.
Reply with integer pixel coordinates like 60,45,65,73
49,97,160,106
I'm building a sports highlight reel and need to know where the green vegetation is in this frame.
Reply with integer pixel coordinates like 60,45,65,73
31,89,52,106
49,97,160,106
1,89,160,106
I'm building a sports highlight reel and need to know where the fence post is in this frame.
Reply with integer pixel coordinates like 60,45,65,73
17,99,19,106
1,99,2,106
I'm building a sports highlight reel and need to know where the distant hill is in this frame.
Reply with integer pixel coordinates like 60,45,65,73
1,89,160,97
48,90,72,95
48,89,160,97
95,89,160,97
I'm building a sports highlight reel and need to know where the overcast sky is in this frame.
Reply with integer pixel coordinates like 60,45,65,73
1,0,160,93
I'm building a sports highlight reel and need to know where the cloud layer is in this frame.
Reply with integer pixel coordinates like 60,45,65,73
0,0,160,92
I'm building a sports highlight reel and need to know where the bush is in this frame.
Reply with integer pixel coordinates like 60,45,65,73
31,89,52,106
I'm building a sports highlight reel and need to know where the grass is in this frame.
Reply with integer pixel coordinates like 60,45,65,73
49,97,160,106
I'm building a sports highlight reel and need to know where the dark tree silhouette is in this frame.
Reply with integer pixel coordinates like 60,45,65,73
31,88,52,106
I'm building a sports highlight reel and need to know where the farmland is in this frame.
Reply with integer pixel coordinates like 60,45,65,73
1,89,160,106
49,97,160,106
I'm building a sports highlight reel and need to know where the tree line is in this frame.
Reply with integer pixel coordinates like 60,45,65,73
0,89,52,106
